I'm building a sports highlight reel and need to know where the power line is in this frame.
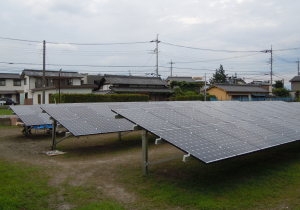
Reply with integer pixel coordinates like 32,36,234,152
160,42,264,53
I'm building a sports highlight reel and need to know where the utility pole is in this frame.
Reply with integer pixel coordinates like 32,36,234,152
262,46,273,91
297,58,299,76
168,60,175,77
42,40,46,104
151,34,160,77
204,73,207,101
271,45,273,88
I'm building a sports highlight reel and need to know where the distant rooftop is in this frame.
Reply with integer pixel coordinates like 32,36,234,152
166,76,196,83
289,76,300,82
208,83,269,93
103,75,168,86
21,69,83,78
0,73,21,79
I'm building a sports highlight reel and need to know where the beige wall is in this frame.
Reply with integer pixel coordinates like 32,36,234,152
0,78,23,91
206,87,231,100
291,82,300,91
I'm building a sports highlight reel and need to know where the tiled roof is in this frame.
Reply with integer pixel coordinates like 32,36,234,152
166,76,196,83
289,76,300,82
0,73,21,79
104,75,168,86
31,85,97,91
110,87,174,93
22,69,83,78
0,90,19,94
208,83,269,93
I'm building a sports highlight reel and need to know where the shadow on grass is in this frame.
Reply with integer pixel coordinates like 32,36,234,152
56,133,157,158
121,140,300,209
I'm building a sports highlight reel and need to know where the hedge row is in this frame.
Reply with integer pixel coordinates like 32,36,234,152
174,95,216,101
52,93,149,103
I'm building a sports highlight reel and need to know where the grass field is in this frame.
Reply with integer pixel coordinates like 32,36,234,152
1,127,300,209
0,109,13,115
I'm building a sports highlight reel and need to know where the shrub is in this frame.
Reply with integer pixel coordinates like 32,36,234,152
52,93,149,103
185,91,197,96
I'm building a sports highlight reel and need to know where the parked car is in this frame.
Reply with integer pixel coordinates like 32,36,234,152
0,98,17,105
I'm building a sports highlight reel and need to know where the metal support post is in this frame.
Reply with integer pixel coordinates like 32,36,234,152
142,129,149,175
52,119,57,150
118,131,121,141
25,126,29,136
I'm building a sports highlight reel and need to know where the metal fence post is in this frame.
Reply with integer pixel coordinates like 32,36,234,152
52,119,57,150
142,129,149,175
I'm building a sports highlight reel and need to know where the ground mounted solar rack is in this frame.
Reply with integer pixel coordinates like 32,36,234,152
40,101,194,149
9,105,53,135
112,101,300,175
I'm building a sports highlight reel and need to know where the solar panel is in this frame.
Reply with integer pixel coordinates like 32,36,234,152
153,128,235,163
112,101,300,164
10,105,52,126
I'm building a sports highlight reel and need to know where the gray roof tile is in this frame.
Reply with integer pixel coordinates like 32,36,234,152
289,76,300,82
104,75,168,85
210,83,269,93
0,73,21,79
22,69,83,78
166,76,196,83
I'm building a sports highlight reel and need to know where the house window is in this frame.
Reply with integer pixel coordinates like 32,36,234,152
0,79,5,86
13,79,21,86
36,78,42,88
4,94,12,98
38,94,41,104
24,78,27,85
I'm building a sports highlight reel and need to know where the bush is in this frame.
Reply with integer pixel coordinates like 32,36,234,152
273,88,290,97
174,94,216,101
52,93,149,103
185,91,197,96
173,87,185,96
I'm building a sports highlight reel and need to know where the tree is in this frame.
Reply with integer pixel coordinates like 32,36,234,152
273,87,290,97
209,65,228,85
274,80,284,89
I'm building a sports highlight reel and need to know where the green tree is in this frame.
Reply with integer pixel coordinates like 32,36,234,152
274,80,284,88
273,87,290,97
209,64,228,85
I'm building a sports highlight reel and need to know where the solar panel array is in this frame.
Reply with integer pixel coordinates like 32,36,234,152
10,105,52,126
112,101,300,163
40,102,183,136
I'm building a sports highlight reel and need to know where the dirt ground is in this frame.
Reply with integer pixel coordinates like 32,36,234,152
0,126,185,210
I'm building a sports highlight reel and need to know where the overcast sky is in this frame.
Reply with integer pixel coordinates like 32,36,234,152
1,0,300,89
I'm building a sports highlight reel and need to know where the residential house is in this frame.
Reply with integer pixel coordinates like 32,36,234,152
250,80,272,94
289,76,300,98
81,73,103,85
21,69,97,105
0,73,24,104
289,76,300,91
95,75,174,101
206,83,270,101
166,76,205,92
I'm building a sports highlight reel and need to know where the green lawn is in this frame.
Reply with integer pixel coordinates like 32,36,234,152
0,159,126,210
2,130,300,209
0,109,13,115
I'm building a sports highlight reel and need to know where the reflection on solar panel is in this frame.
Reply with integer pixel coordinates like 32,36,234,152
112,101,300,164
10,105,52,126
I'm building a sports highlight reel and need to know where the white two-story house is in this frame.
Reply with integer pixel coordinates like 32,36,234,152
21,69,97,104
0,73,24,104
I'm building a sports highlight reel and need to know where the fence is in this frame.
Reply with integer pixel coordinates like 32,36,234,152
210,97,295,102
